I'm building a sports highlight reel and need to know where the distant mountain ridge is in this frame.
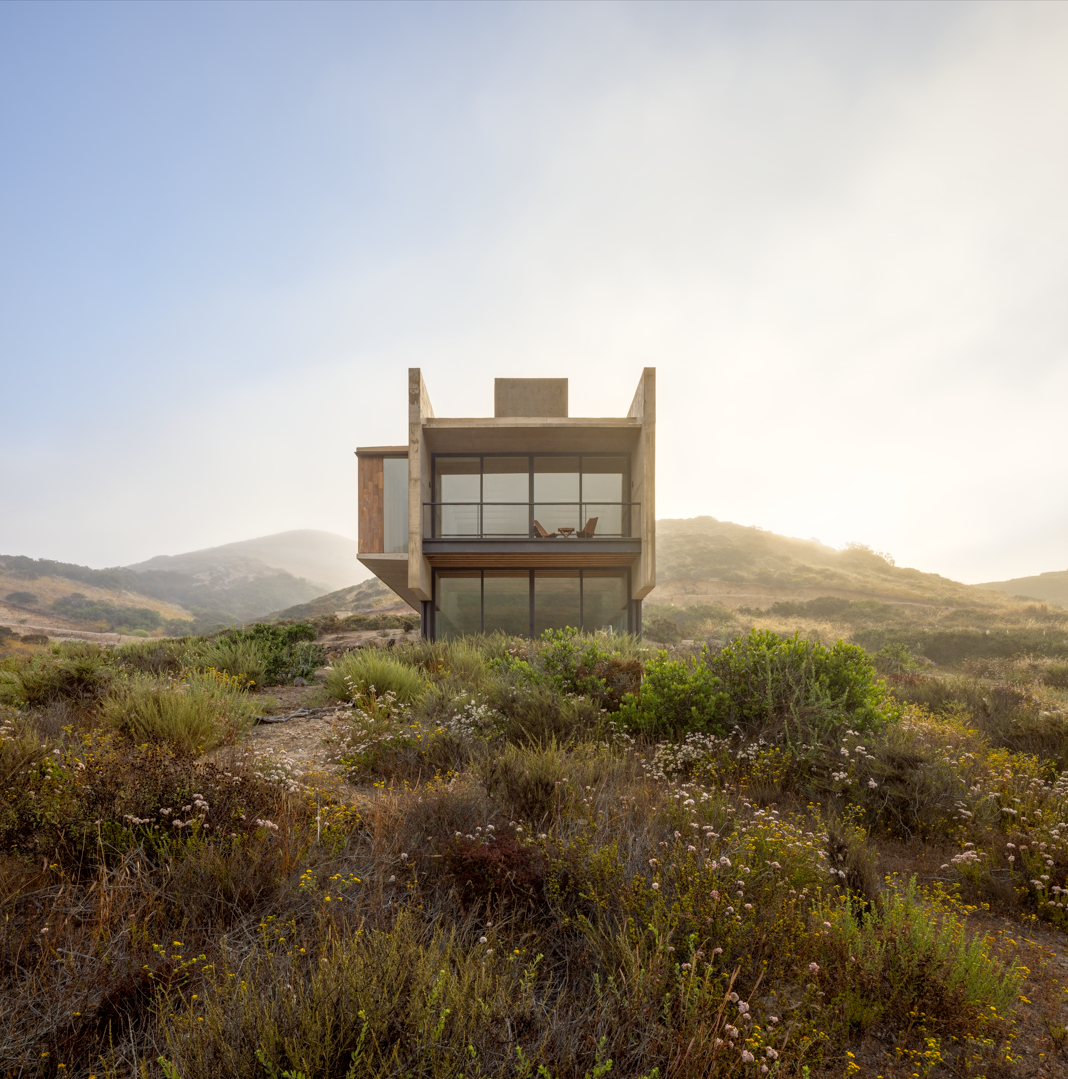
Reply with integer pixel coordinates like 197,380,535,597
126,530,367,593
1,530,371,632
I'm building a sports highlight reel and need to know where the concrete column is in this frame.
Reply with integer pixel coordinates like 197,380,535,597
407,369,434,601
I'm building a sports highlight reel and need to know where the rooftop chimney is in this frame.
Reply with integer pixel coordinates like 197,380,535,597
494,378,568,418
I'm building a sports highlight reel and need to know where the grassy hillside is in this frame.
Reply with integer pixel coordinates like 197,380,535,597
645,517,1068,664
980,567,1068,608
267,577,415,623
653,517,1009,606
1,566,195,638
0,553,322,632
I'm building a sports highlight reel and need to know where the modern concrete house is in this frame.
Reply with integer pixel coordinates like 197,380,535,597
356,369,655,639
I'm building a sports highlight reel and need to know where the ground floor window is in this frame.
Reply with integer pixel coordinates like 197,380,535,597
433,568,630,639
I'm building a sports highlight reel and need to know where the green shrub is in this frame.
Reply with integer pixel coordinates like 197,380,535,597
187,623,325,687
324,649,426,702
216,622,325,685
620,629,889,741
115,637,191,676
102,668,258,753
872,643,927,674
618,652,728,738
0,641,114,707
52,592,163,632
536,628,644,710
188,636,269,688
715,629,889,737
646,616,682,644
3,591,37,606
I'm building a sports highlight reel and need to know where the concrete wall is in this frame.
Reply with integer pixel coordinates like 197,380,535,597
628,368,656,600
494,378,568,418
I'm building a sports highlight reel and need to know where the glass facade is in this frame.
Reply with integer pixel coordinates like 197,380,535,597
434,568,630,639
483,571,530,636
534,569,581,637
433,458,480,536
482,457,528,536
435,573,481,638
429,454,632,538
581,570,628,635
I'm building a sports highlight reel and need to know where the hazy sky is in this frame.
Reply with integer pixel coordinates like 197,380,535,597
2,1,1066,585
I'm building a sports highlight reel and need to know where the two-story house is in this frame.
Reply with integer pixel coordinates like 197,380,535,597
355,369,655,639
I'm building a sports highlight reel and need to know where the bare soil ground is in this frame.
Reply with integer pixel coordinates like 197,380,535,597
208,628,422,802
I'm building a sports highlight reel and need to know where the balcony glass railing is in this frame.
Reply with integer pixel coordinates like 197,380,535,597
423,502,640,540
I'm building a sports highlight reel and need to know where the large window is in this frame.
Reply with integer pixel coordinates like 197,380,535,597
483,571,530,636
433,458,480,537
430,454,632,538
483,457,528,536
435,572,481,638
434,568,630,639
534,569,581,637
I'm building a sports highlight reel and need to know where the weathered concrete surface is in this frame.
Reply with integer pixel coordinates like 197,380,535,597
494,378,568,418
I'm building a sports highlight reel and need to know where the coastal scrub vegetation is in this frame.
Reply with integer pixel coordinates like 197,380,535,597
1,619,1067,1077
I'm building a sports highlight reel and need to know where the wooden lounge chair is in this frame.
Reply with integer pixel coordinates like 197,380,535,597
577,517,598,538
533,520,557,538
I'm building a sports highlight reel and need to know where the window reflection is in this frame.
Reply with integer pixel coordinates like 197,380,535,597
434,569,630,639
432,455,631,538
484,571,530,636
582,570,628,634
435,573,481,639
482,457,528,536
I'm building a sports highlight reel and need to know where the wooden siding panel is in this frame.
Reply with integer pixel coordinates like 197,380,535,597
359,455,384,553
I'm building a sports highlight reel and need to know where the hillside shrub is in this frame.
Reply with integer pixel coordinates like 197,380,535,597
196,622,325,686
715,629,889,738
618,653,728,737
646,616,683,644
324,649,425,702
537,628,643,710
4,591,37,606
0,641,114,707
52,593,163,632
188,636,268,688
620,629,889,741
855,626,1068,665
115,638,191,676
887,673,1068,766
643,602,738,639
102,668,258,753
